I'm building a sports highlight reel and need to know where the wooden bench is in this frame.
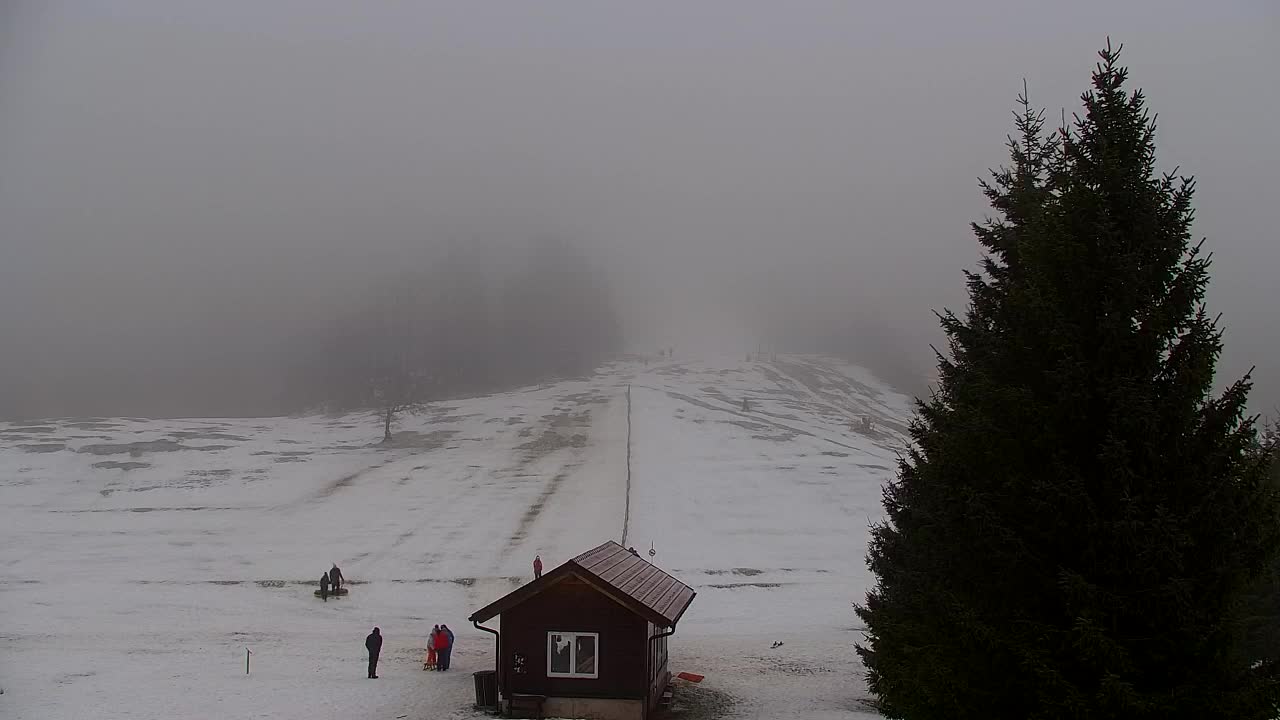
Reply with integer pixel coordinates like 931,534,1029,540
508,693,547,719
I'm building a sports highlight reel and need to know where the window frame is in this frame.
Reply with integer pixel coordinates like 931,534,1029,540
546,631,600,679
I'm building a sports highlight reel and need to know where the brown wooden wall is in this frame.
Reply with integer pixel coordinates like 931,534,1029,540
645,621,670,713
501,577,648,701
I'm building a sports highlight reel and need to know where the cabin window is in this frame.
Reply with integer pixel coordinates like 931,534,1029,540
547,632,599,679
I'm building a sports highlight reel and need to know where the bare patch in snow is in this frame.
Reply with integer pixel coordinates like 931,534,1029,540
170,431,250,442
76,439,230,455
561,391,609,405
704,568,764,577
91,461,151,471
505,471,570,549
375,429,458,450
752,431,799,442
20,443,65,453
518,430,587,457
64,421,122,431
720,419,770,431
708,582,784,589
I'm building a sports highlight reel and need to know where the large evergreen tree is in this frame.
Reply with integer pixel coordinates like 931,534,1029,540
856,43,1280,719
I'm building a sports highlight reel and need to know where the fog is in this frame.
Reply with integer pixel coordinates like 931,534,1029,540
2,2,1277,418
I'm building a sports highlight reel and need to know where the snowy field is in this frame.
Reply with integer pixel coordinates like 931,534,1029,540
0,356,912,719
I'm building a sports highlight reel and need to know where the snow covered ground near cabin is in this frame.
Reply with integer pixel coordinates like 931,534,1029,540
0,355,912,720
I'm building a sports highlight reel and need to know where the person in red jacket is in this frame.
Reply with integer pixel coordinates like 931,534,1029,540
433,626,453,671
533,554,543,579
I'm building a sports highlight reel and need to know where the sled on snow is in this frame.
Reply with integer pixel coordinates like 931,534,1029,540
315,587,349,598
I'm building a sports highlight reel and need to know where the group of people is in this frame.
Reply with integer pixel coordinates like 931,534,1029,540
318,563,344,601
364,624,455,679
423,624,455,671
321,563,456,679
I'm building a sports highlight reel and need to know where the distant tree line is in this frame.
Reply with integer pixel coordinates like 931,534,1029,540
286,237,620,415
0,238,619,420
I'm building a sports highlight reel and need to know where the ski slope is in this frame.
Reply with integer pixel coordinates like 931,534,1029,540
0,355,913,719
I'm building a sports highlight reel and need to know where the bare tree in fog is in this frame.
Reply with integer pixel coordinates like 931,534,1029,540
370,368,422,444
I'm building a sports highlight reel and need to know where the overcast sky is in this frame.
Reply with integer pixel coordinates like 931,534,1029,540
2,1,1277,413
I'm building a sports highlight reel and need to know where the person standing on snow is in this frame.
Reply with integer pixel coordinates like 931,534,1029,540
319,571,330,601
366,627,383,678
433,625,452,671
424,625,439,670
443,624,455,669
533,554,543,579
329,564,345,591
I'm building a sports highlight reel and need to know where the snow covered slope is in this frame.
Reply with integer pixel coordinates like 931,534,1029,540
0,355,912,719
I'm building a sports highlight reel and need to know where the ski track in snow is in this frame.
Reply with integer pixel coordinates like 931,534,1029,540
0,356,905,719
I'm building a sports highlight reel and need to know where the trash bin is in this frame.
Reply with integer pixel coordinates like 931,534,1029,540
473,669,498,710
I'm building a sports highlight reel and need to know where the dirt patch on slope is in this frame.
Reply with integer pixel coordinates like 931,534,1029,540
170,431,249,442
516,405,592,459
92,461,151,471
517,429,588,457
311,459,397,500
375,429,458,450
20,443,65,453
720,420,770,432
64,421,122,431
505,471,570,550
78,440,184,456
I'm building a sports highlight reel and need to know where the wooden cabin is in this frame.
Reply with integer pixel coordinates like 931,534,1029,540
469,541,696,720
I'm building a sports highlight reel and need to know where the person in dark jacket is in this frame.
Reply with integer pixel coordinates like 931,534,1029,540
329,564,344,591
442,624,455,670
366,627,382,678
319,571,330,601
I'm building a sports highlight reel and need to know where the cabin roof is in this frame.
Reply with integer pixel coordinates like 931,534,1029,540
468,541,696,628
